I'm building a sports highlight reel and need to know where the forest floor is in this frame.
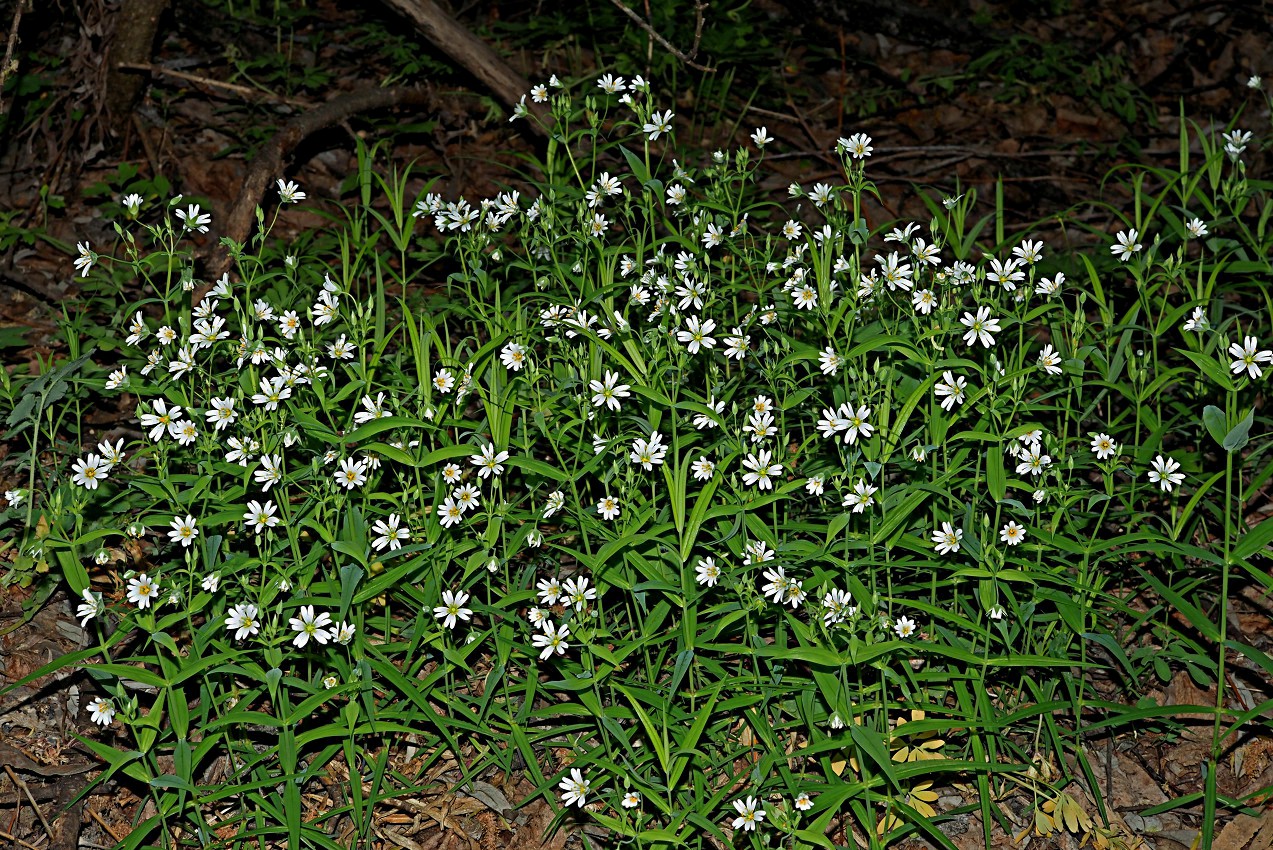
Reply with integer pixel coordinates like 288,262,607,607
0,0,1271,847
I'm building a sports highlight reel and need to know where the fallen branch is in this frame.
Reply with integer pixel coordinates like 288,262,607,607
0,0,29,119
202,85,433,288
115,62,310,107
607,0,715,73
378,0,544,117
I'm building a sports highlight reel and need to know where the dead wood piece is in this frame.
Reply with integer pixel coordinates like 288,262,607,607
202,85,433,289
379,0,537,116
104,0,171,138
0,0,30,119
0,743,94,778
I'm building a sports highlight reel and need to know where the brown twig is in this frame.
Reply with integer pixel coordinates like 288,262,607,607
2,765,53,841
0,829,44,850
607,0,716,73
115,62,310,107
88,807,125,843
0,0,28,119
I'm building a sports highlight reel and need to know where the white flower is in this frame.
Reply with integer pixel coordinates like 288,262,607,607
438,497,464,528
1090,433,1118,460
206,397,237,431
934,371,967,411
677,315,717,353
839,132,872,159
250,376,291,410
794,792,814,812
244,500,279,534
751,126,773,147
1111,228,1142,261
335,621,356,644
1035,273,1064,297
76,588,104,627
597,73,625,93
821,587,856,626
986,256,1024,290
694,397,725,430
88,696,115,726
1228,335,1272,380
741,449,782,490
372,514,410,551
842,479,878,513
1185,218,1209,239
254,454,283,491
500,341,527,371
276,178,306,203
838,404,874,445
290,605,333,648
760,566,790,604
818,347,841,376
1000,521,1027,545
960,306,1001,348
558,767,593,807
139,399,182,441
1148,454,1184,492
533,621,571,660
275,310,300,340
434,589,473,630
597,496,621,521
105,366,128,390
334,457,369,490
71,454,110,490
534,491,563,521
353,392,391,424
226,603,261,640
893,616,917,638
643,109,674,140
622,790,641,809
536,577,563,607
695,557,721,587
168,419,198,446
1015,446,1051,477
167,515,199,548
590,370,631,411
562,575,596,611
931,522,962,555
1183,306,1209,333
691,455,715,481
731,796,766,832
175,203,211,233
805,475,825,496
127,573,160,608
1038,344,1063,375
470,443,509,479
1013,239,1044,264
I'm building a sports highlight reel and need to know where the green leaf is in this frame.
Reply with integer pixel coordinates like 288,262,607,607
1223,408,1254,452
849,724,899,790
986,444,1005,503
620,145,652,186
1178,349,1236,391
1234,514,1273,561
1202,405,1227,447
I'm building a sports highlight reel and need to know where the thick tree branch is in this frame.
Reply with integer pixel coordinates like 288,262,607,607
202,85,433,289
379,0,545,121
